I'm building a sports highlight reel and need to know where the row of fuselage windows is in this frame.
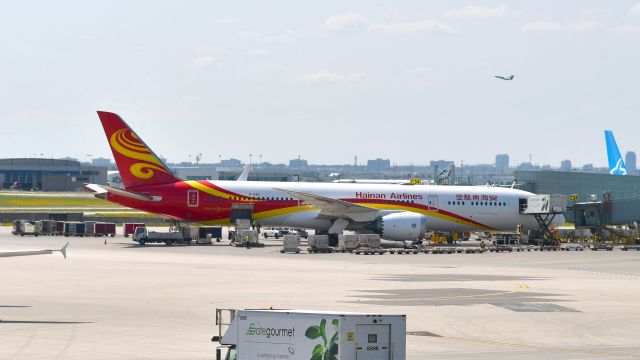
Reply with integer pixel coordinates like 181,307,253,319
208,195,295,202
448,200,508,207
207,195,420,203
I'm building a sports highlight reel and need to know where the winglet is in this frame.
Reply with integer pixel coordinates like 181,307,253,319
58,242,69,259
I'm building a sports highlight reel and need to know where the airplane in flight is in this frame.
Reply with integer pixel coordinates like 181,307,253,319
0,242,68,258
494,75,514,81
87,111,559,242
604,130,628,175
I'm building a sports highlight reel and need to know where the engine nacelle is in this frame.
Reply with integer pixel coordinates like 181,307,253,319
371,212,427,241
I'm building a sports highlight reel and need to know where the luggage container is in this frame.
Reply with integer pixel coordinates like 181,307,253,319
95,222,116,237
64,222,85,237
212,308,406,360
54,221,65,236
84,221,97,236
37,220,54,235
359,234,381,249
124,223,145,237
199,226,223,241
308,235,331,253
338,234,359,251
12,220,23,235
281,234,301,253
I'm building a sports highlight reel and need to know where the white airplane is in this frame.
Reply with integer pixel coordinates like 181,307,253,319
0,242,68,258
88,111,562,243
494,75,514,80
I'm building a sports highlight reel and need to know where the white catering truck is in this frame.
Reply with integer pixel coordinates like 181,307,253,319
212,309,405,360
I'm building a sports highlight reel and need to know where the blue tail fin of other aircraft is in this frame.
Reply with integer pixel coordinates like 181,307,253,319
605,130,627,175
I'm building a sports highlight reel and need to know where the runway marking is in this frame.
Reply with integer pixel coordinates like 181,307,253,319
442,336,639,358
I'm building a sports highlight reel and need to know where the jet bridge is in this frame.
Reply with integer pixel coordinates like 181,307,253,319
573,192,640,243
523,194,567,248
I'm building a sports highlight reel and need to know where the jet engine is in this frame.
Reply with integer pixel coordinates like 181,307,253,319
369,212,427,241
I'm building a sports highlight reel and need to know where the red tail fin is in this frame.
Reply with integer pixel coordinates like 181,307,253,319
97,111,179,188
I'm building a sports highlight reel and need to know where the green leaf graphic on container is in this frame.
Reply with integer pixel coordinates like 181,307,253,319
305,318,340,360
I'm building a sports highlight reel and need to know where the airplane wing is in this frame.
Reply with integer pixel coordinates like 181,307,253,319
0,242,68,259
274,188,382,222
85,184,162,202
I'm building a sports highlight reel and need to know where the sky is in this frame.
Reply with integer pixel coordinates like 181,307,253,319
0,1,639,168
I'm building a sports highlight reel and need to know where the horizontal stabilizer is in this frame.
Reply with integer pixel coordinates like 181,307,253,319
85,184,162,202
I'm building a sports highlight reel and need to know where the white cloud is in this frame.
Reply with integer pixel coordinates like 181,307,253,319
323,13,370,31
445,5,511,19
521,21,562,32
297,70,365,84
246,49,270,56
189,56,221,68
323,13,454,34
629,4,640,15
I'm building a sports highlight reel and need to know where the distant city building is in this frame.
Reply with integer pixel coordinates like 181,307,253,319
220,158,242,167
495,154,509,171
289,158,308,169
625,151,637,175
367,158,391,172
517,162,538,171
560,160,572,171
582,163,594,171
91,157,112,167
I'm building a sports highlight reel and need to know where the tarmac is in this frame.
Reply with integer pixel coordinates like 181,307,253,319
1,227,640,359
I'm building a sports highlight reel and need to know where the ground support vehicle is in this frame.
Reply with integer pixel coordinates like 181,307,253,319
212,308,406,360
134,227,194,246
124,223,145,237
12,220,39,236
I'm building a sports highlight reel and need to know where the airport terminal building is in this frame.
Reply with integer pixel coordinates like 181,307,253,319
0,158,107,191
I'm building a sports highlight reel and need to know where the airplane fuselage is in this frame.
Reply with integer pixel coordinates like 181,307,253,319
108,180,541,232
